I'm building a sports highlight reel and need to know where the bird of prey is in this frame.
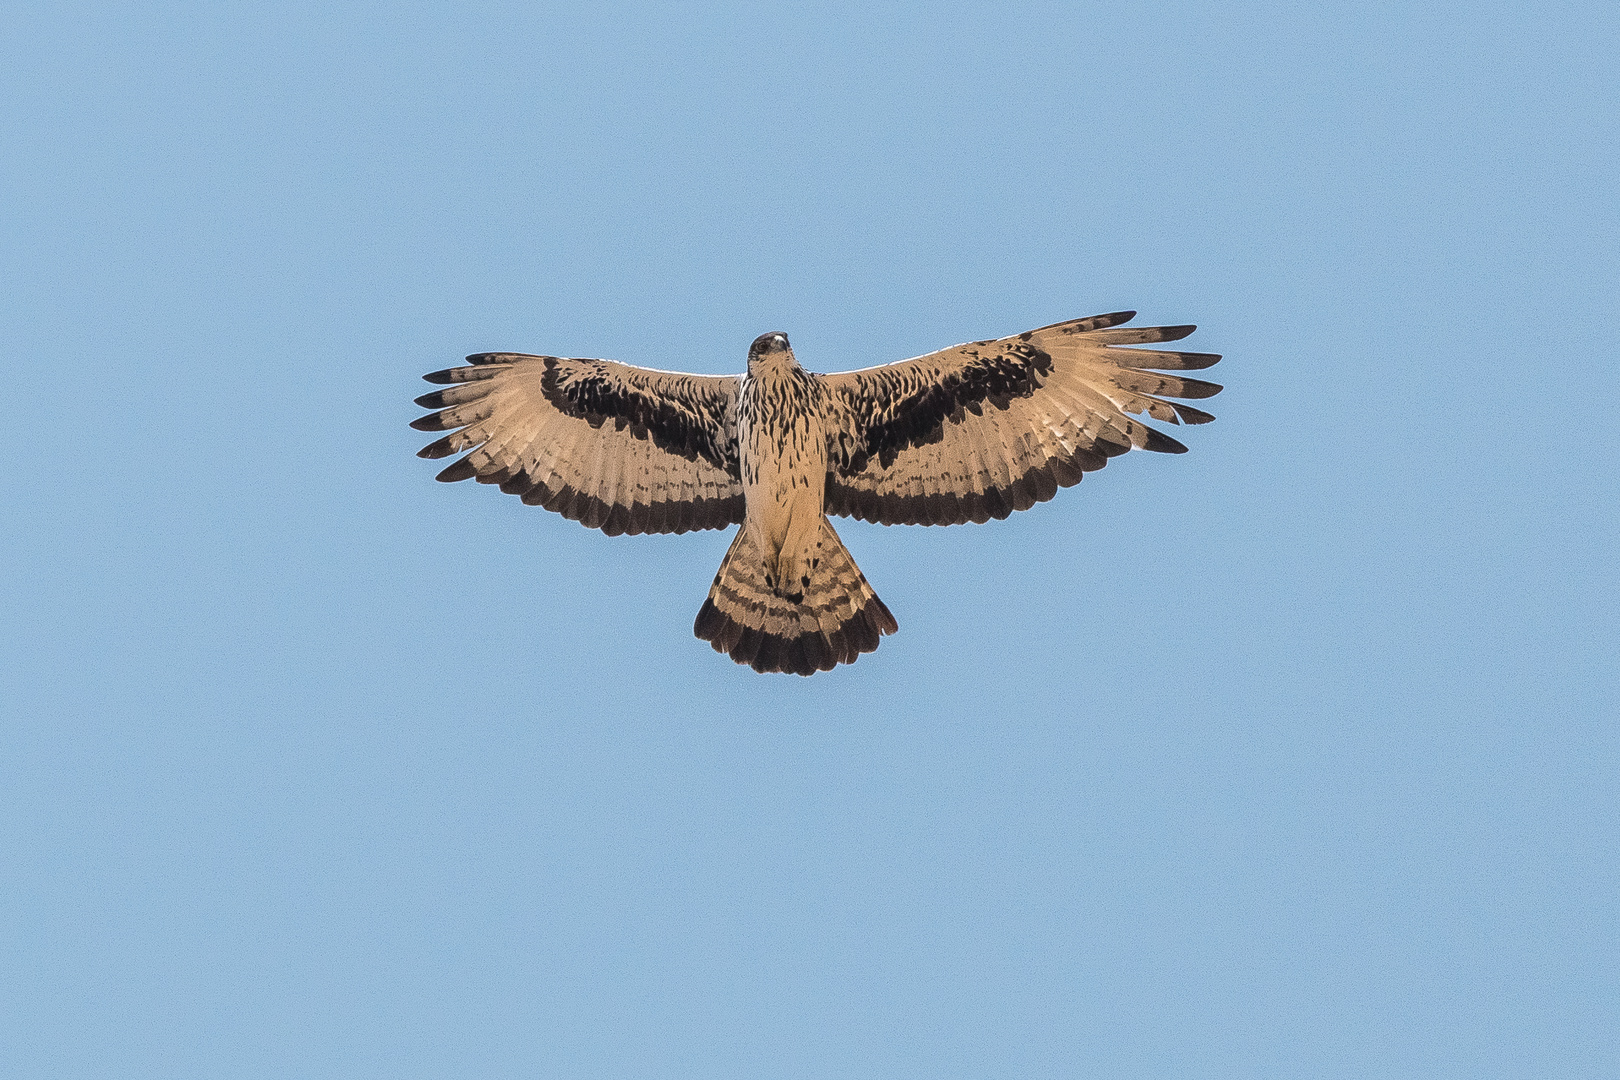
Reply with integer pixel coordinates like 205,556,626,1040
411,311,1221,675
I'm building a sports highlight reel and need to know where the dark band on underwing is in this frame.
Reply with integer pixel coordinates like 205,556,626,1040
835,341,1055,472
538,357,739,477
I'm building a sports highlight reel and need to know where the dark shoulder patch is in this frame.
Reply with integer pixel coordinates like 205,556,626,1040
541,359,738,477
844,342,1053,471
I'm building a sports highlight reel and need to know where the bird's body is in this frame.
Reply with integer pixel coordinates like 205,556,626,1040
412,312,1222,674
736,338,828,601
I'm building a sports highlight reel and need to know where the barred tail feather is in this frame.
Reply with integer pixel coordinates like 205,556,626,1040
694,519,897,675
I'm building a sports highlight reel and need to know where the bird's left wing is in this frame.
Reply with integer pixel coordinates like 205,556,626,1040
820,312,1222,526
412,354,743,535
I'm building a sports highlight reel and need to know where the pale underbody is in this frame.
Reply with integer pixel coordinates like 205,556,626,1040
738,358,828,602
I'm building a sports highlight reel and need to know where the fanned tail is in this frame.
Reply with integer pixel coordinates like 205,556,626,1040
694,519,897,675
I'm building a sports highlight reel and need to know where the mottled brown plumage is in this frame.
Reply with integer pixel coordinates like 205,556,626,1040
412,312,1221,674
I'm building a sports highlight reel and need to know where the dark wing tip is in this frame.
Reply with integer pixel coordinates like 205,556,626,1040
1175,378,1223,400
424,364,504,384
1034,311,1137,336
416,434,461,459
409,413,450,432
1142,428,1189,454
1164,351,1222,371
1076,310,1136,332
435,458,478,482
1153,324,1197,342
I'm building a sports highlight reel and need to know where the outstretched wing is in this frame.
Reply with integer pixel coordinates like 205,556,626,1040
820,312,1221,525
412,354,743,536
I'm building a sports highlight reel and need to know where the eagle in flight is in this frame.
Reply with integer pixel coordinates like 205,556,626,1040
412,311,1221,675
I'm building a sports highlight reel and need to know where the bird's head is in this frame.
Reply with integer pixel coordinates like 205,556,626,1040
747,331,795,372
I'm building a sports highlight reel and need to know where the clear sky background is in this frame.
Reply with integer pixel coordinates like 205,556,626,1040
3,2,1616,1077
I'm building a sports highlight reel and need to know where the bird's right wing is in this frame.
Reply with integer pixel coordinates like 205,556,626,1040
412,354,744,536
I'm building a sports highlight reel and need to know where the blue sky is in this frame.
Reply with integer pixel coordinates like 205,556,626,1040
3,1,1616,1077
